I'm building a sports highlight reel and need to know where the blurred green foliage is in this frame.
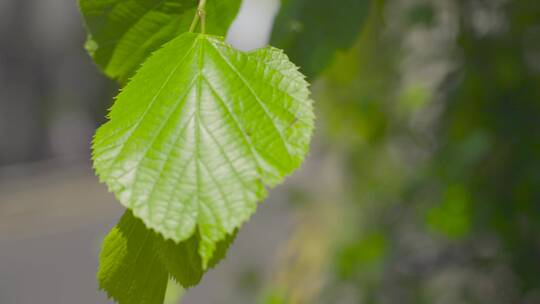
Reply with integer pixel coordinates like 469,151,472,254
261,0,540,303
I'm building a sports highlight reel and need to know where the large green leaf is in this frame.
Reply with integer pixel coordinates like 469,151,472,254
79,0,241,82
271,0,371,79
99,211,236,303
93,32,314,266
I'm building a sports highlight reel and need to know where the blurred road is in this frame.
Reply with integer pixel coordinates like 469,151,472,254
0,161,295,304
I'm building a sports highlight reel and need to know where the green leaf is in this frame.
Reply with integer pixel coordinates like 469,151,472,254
99,211,236,303
78,0,241,82
98,211,168,304
271,0,371,79
93,32,314,267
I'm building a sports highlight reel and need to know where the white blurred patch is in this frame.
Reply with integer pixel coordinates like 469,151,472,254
226,0,280,51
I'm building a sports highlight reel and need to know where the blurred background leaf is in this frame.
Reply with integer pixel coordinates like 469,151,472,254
271,0,371,79
79,0,241,82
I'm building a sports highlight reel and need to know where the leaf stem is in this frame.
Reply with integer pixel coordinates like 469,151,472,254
189,0,207,34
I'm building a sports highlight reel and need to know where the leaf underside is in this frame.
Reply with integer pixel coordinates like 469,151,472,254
98,211,168,304
99,211,235,304
78,0,241,82
93,32,314,267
